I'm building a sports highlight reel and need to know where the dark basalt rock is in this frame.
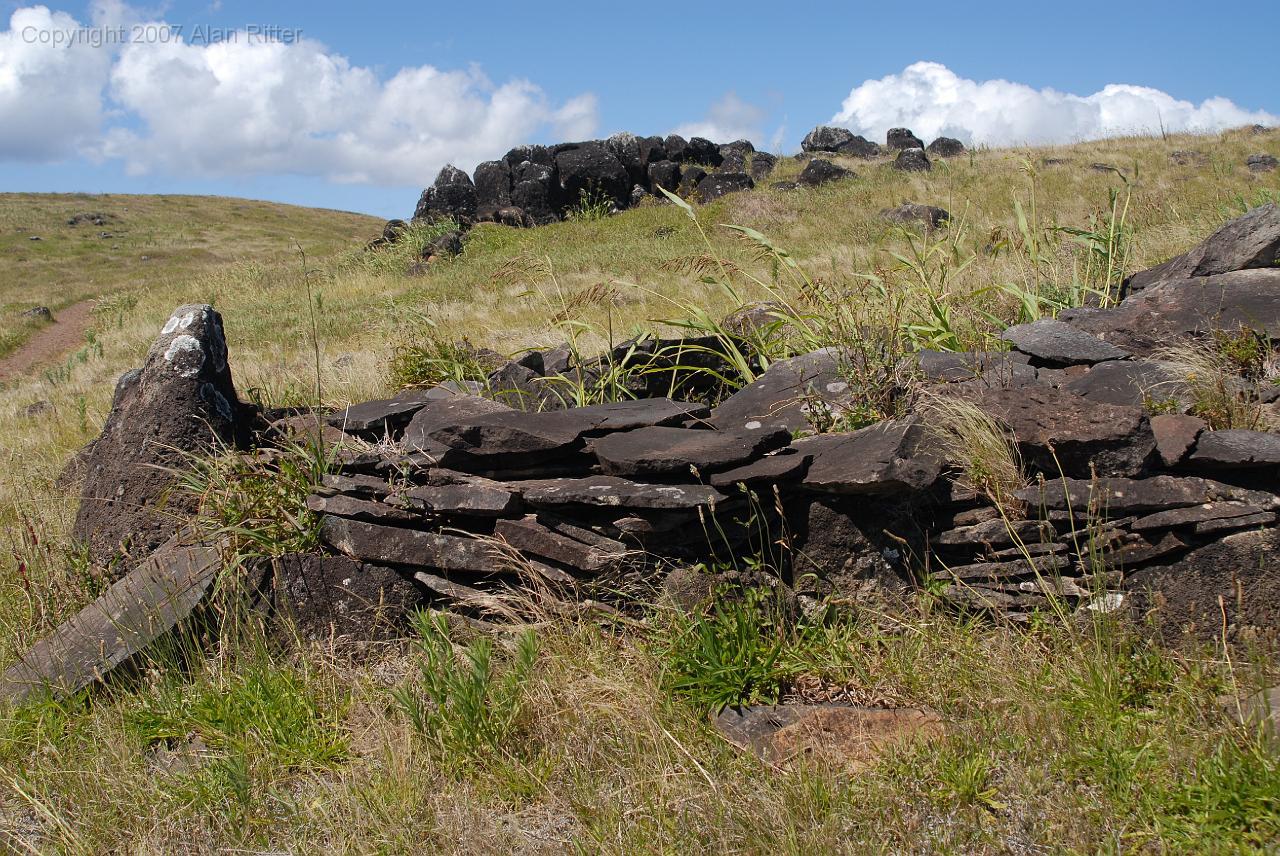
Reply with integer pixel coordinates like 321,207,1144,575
749,152,778,180
663,134,690,163
798,159,852,187
695,172,754,202
424,230,463,259
709,452,811,489
801,125,856,152
320,516,497,573
886,128,924,150
413,164,477,224
473,160,512,209
399,483,521,517
591,425,791,478
711,348,855,434
494,516,626,573
1188,429,1280,468
686,137,723,167
1150,414,1205,468
647,160,680,194
272,554,425,642
331,386,474,438
795,420,941,496
1062,269,1280,355
718,139,755,173
1127,528,1280,645
512,475,726,510
881,203,950,229
677,165,707,197
305,493,419,524
1062,360,1177,407
1123,203,1280,295
966,386,1155,478
555,144,630,210
1247,154,1278,173
1001,318,1130,366
916,350,1033,384
893,148,931,172
1014,475,1279,515
926,137,965,157
72,305,244,571
401,394,513,452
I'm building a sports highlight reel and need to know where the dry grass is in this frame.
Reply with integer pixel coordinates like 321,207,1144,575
0,127,1278,851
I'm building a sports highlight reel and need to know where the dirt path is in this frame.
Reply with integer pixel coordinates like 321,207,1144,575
0,300,96,382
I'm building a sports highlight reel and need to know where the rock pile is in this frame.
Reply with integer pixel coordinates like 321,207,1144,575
411,132,777,230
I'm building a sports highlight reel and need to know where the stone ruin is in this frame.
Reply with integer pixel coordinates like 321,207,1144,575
4,203,1280,704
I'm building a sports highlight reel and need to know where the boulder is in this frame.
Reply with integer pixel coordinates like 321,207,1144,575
893,148,931,172
1123,203,1280,295
502,144,553,170
1001,318,1130,366
797,159,852,187
695,172,754,202
686,137,723,167
926,137,965,157
510,161,559,224
663,134,690,163
718,140,755,173
473,160,512,209
591,425,791,478
424,230,463,259
966,385,1155,478
272,554,424,642
381,220,408,243
555,144,630,210
605,132,647,187
794,420,941,496
801,126,856,152
886,128,924,150
1127,528,1280,645
1061,269,1280,355
1247,154,1278,173
749,152,778,180
413,165,477,224
881,203,950,229
72,305,244,570
647,160,681,194
677,165,707,197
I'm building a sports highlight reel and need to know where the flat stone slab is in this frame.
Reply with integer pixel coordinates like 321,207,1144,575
591,425,790,478
426,398,710,465
715,704,944,768
709,348,853,433
321,472,394,499
402,395,513,452
1130,501,1268,531
305,493,419,523
1124,202,1280,294
329,387,463,436
398,484,521,517
1015,475,1280,515
934,518,1054,549
1189,429,1280,468
320,516,496,573
917,350,1034,384
1063,360,1178,407
966,386,1154,478
494,517,626,573
510,475,726,510
0,532,222,705
709,452,811,489
1001,318,1129,366
1061,269,1280,356
1150,414,1205,467
794,420,940,495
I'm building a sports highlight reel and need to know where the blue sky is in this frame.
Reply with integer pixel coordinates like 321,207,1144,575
2,0,1278,218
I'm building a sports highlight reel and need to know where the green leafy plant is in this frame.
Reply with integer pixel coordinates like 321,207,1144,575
655,583,788,714
391,611,539,759
389,329,498,389
564,185,615,222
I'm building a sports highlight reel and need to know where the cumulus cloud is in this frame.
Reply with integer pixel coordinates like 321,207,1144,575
0,5,115,159
832,61,1279,147
672,92,768,143
0,2,598,184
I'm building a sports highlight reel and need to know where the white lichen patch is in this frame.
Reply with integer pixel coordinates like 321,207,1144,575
160,310,198,336
164,335,205,377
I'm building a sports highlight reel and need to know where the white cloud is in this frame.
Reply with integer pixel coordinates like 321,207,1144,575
832,61,1278,147
0,2,598,184
0,5,115,159
672,92,768,143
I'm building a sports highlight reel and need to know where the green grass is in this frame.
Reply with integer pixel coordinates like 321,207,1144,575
0,192,381,359
0,127,1277,850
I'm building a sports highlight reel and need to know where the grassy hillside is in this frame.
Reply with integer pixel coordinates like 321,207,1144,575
0,129,1277,852
0,193,381,359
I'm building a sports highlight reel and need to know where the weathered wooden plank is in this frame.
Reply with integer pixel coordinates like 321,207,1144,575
0,532,223,705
